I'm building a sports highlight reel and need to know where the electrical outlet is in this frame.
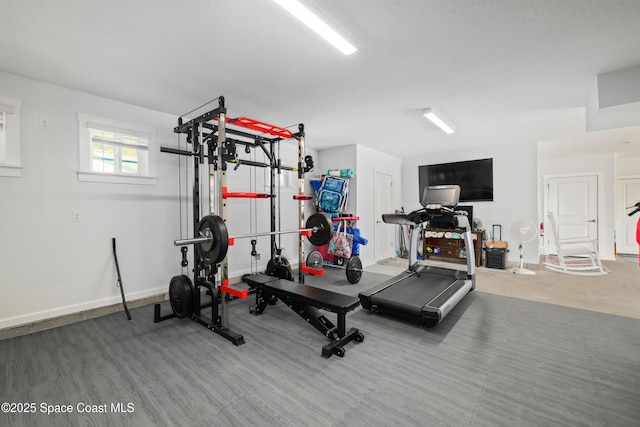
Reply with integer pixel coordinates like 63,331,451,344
39,118,51,130
72,211,82,222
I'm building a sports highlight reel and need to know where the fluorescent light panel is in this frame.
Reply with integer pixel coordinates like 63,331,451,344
423,108,455,134
274,0,357,55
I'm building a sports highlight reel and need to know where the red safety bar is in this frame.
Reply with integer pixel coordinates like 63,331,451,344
222,186,270,199
331,216,359,221
220,279,248,299
301,263,325,276
293,193,313,201
227,116,293,139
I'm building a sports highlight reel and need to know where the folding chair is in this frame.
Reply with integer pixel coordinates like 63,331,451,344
317,176,349,214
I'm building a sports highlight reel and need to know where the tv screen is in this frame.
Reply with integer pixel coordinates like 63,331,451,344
419,158,493,202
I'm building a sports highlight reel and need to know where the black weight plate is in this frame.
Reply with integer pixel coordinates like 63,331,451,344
306,250,323,269
266,257,289,274
274,264,293,281
169,275,194,319
265,258,276,275
196,215,229,265
267,258,293,281
306,213,333,246
346,256,363,284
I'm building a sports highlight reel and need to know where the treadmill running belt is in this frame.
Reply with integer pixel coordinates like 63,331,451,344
369,273,456,316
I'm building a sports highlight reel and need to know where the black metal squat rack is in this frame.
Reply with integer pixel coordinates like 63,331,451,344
153,96,322,345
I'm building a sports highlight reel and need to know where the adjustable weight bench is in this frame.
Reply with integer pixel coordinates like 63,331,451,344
243,274,364,358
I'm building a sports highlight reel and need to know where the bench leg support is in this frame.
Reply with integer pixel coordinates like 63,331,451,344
278,297,364,358
322,327,363,358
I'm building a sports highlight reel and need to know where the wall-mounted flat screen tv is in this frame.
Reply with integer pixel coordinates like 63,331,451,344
419,158,494,202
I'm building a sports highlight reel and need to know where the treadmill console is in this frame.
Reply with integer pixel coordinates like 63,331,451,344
421,185,461,208
422,185,471,230
392,185,465,226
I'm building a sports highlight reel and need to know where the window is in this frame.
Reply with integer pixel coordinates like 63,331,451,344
78,114,157,185
0,96,22,177
90,127,148,175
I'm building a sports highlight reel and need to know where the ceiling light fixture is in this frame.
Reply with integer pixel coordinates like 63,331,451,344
273,0,357,55
423,108,455,134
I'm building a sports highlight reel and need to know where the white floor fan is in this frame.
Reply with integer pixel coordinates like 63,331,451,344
509,220,537,275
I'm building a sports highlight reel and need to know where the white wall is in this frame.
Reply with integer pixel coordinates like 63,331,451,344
317,144,403,267
221,140,310,273
355,144,403,267
538,152,616,260
0,72,180,329
317,145,358,214
402,143,540,264
5,69,625,330
617,155,640,177
0,71,310,330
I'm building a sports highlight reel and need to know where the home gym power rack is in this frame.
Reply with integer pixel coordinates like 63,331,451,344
153,96,334,346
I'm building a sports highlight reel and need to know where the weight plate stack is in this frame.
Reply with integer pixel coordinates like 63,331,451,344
169,275,194,319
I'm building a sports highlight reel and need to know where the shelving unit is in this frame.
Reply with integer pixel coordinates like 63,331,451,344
423,228,483,267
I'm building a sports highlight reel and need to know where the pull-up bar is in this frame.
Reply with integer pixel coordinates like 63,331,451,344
228,117,294,139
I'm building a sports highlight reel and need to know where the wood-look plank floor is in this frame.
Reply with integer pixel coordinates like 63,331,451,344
1,268,639,426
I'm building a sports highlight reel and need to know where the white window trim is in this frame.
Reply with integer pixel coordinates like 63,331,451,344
0,96,23,177
77,113,158,185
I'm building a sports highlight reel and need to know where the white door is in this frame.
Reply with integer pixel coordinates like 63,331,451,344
616,177,640,254
374,171,394,261
544,174,599,254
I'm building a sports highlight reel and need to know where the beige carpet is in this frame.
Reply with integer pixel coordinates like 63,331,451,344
544,254,610,272
369,256,640,320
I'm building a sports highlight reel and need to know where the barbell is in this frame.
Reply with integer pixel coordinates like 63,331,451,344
174,213,334,265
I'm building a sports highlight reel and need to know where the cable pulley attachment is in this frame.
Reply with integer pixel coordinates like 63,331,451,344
180,246,189,267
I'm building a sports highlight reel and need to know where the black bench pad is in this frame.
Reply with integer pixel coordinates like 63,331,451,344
263,279,360,314
243,274,279,288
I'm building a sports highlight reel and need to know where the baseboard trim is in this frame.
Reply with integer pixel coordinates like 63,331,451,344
0,268,285,341
0,293,167,341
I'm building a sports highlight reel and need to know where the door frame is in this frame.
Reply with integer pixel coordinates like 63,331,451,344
542,172,604,255
615,174,640,254
374,170,394,262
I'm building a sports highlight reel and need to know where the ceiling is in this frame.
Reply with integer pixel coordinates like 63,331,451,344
1,0,640,158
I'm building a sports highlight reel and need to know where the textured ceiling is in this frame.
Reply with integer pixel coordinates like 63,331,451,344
1,0,640,158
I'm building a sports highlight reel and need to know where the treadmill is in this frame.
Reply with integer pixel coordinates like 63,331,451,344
359,185,476,327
